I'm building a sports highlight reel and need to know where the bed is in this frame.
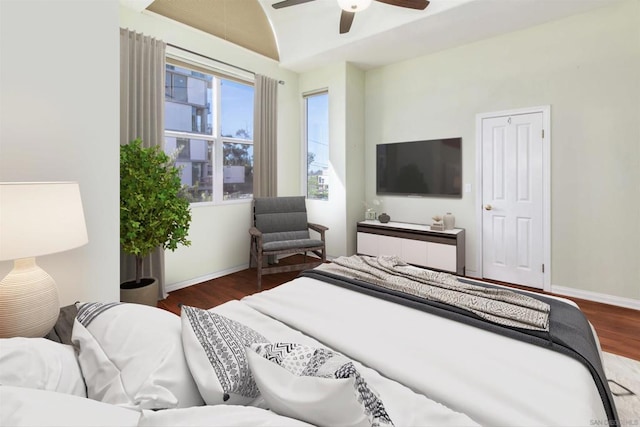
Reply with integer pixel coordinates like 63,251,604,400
0,255,618,426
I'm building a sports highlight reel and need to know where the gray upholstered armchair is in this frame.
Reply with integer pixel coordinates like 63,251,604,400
249,196,328,290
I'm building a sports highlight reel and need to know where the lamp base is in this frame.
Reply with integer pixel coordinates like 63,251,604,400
0,258,60,338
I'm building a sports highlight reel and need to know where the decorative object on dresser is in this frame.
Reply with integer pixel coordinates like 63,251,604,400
363,198,382,220
378,212,391,223
431,215,445,231
0,182,88,338
120,139,192,307
443,212,455,230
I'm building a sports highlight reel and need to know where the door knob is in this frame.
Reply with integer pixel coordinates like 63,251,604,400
484,204,493,211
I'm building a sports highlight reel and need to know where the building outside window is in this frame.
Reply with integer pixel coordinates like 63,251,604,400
304,91,329,201
164,63,254,204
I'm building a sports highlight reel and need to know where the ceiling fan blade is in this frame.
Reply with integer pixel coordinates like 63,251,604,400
272,0,316,9
374,0,429,10
339,10,355,34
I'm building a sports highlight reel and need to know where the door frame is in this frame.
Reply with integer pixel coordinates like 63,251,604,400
474,105,551,291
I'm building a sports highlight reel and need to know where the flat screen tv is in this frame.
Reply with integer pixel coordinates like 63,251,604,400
376,138,462,198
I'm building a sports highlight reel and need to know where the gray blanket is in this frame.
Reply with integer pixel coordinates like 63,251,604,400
318,255,550,331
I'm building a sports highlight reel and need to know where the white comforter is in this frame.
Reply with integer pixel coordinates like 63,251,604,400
241,276,608,426
0,385,318,427
211,299,477,426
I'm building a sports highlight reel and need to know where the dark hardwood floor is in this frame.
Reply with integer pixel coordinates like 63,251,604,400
157,256,302,315
158,256,640,361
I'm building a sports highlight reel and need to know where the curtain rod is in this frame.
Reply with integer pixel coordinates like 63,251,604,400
167,43,285,85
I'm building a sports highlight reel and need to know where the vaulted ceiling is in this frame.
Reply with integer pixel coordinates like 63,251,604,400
146,0,280,61
122,0,622,72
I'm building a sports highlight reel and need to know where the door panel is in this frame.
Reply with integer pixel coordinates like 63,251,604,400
491,215,507,266
516,217,531,269
482,113,544,288
492,128,506,201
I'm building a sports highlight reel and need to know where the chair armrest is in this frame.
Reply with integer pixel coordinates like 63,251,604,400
308,223,328,243
308,223,328,233
249,226,262,237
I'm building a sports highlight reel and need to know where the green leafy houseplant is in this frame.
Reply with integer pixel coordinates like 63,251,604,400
120,139,192,286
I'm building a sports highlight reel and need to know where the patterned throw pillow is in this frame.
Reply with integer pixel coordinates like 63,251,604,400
247,342,394,427
181,305,268,405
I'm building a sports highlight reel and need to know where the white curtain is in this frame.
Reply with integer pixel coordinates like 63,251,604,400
253,75,279,197
119,28,167,300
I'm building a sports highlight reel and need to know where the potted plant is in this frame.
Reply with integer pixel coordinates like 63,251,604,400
120,139,192,306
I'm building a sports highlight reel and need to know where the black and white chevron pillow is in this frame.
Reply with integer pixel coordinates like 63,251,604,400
248,342,394,427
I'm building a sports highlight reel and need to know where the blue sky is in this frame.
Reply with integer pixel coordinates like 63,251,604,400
221,80,254,139
306,92,329,172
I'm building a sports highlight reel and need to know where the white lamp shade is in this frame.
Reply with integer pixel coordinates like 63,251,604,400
0,182,88,261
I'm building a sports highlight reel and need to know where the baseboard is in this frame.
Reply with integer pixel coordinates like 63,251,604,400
552,285,640,311
464,270,638,310
165,263,249,293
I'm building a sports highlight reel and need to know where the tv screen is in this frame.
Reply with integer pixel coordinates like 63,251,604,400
376,138,462,197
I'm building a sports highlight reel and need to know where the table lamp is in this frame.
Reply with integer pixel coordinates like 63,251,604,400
0,182,88,338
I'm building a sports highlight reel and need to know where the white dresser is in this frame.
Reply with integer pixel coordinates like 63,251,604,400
356,220,465,275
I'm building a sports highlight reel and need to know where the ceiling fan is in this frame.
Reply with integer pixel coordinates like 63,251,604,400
272,0,430,34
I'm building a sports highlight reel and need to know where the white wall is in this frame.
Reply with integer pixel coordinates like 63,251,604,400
365,0,640,301
300,64,346,257
300,63,366,258
0,0,120,305
344,64,366,256
120,6,301,287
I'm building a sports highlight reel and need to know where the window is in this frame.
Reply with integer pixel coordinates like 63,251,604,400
304,91,329,200
164,63,254,204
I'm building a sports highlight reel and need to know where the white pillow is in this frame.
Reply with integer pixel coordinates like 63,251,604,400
0,337,86,397
138,405,313,426
71,302,203,410
181,305,268,405
247,343,394,427
0,385,140,427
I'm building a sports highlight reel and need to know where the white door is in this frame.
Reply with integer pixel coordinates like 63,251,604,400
481,112,545,288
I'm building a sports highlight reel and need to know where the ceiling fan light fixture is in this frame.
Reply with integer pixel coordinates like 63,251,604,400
337,0,373,12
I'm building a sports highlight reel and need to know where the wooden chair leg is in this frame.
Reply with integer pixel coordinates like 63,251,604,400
257,250,263,291
250,237,260,269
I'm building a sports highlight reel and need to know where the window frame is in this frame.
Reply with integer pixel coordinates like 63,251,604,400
302,89,329,201
164,60,254,206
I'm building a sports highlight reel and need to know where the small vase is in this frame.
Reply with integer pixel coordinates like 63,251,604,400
443,212,455,230
378,213,390,223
